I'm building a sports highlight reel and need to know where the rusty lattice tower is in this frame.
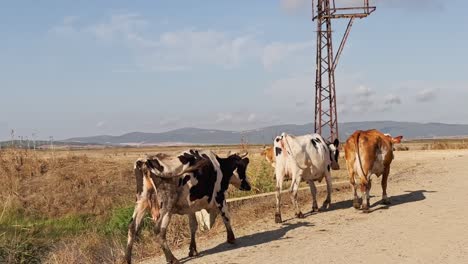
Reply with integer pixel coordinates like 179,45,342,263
313,0,375,141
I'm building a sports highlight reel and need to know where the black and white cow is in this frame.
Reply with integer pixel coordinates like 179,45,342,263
125,150,251,264
273,133,340,223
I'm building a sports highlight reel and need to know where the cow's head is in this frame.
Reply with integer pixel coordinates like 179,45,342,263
391,135,403,144
327,138,340,170
384,133,404,146
226,152,251,191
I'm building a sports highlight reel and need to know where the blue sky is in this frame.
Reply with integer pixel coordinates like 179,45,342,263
1,0,467,140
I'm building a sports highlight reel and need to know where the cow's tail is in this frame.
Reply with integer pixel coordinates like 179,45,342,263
134,158,160,197
355,131,368,185
134,159,161,222
134,159,145,200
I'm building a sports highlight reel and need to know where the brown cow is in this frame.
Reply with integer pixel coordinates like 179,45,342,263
260,146,276,168
344,129,402,212
260,146,294,181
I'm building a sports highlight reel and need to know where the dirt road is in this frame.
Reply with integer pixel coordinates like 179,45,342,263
146,150,468,264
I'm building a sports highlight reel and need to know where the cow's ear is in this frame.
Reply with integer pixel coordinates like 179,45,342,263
146,158,164,172
242,157,250,165
135,160,144,169
333,138,340,148
178,153,195,165
392,136,403,144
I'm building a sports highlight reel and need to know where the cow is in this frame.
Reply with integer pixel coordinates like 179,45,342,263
260,146,276,168
344,129,403,212
260,145,283,181
273,132,340,223
125,150,251,264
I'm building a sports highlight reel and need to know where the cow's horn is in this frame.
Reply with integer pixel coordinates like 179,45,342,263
226,150,232,157
239,151,248,158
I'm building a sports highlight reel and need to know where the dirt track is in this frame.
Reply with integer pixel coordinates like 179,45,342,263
146,150,468,264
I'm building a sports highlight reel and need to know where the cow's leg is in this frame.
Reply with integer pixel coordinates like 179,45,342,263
274,171,284,223
148,191,160,222
351,182,360,209
307,180,319,212
125,195,148,264
381,166,391,205
361,179,371,213
360,183,368,212
290,174,304,218
347,165,360,209
366,179,372,207
218,200,235,244
154,211,179,264
188,213,199,257
321,171,333,210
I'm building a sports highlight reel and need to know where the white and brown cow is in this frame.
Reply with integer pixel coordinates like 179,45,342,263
273,133,340,223
344,129,403,212
125,150,251,264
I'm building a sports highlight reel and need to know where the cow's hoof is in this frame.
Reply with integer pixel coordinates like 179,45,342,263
353,199,360,209
361,204,369,213
227,238,236,244
295,211,304,218
382,198,391,205
168,259,180,264
188,249,199,257
312,206,319,213
122,255,131,264
320,203,330,211
275,213,282,223
124,255,131,264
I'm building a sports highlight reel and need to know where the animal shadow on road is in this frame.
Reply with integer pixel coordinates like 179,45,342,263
299,189,436,216
179,222,312,263
367,189,436,213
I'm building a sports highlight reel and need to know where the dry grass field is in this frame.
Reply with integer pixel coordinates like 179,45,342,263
0,139,467,263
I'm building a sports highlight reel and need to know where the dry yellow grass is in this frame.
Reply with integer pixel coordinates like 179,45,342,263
1,140,466,263
0,146,281,263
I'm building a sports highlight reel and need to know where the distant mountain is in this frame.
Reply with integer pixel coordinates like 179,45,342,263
62,121,468,145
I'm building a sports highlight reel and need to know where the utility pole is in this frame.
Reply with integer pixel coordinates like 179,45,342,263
10,129,15,147
32,132,37,151
313,0,375,141
49,136,54,150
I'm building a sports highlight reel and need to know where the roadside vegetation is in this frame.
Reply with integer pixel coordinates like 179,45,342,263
1,140,467,263
0,147,279,263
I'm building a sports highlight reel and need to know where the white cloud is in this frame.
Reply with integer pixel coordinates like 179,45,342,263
384,94,402,105
96,121,105,128
150,30,259,70
338,85,405,115
262,41,313,70
416,89,437,102
86,13,149,44
50,13,263,71
50,13,318,73
354,85,374,97
247,113,257,122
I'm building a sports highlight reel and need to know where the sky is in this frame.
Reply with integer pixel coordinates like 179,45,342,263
1,0,467,140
